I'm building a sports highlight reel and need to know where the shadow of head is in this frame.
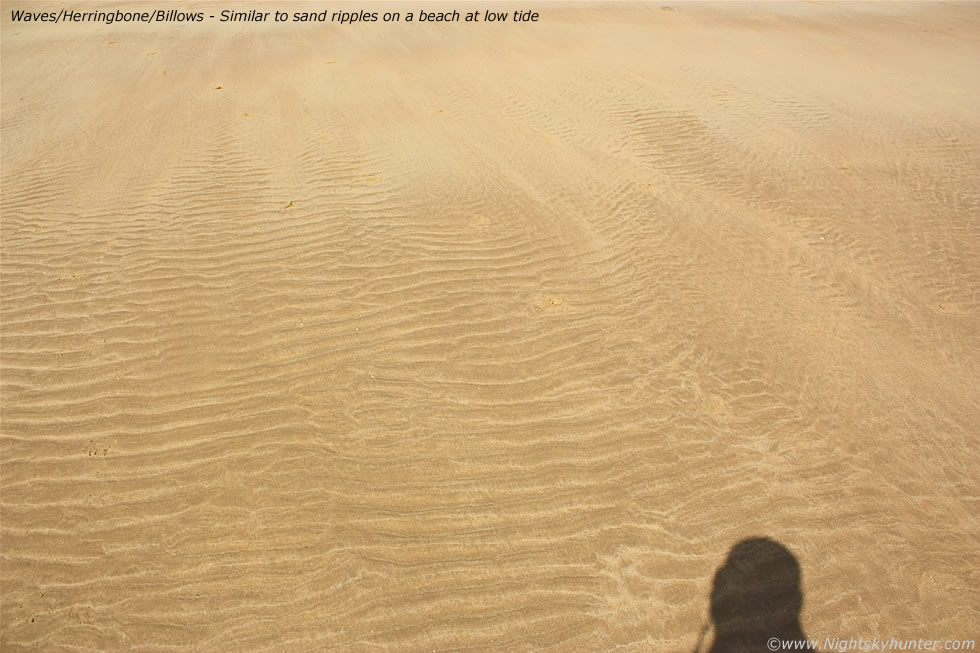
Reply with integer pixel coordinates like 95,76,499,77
708,537,815,652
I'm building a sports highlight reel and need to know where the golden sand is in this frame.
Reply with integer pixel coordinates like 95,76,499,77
2,2,978,650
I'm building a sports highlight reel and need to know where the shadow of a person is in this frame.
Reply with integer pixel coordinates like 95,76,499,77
698,537,818,653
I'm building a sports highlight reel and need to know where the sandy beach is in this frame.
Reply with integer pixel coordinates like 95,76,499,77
2,2,978,650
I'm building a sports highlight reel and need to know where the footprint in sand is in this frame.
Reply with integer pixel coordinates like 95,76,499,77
535,296,566,313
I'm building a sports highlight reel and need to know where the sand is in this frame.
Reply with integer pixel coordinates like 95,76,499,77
1,1,978,650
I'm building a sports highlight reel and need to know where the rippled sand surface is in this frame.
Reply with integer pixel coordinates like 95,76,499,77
2,2,978,650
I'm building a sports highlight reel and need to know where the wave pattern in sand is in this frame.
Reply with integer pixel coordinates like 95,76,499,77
2,2,979,650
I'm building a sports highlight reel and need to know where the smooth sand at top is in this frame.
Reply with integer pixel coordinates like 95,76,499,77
2,2,978,650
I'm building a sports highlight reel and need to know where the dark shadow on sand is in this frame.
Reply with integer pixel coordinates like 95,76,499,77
695,537,819,653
